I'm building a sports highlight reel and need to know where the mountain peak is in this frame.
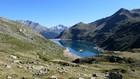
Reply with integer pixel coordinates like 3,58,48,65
120,8,128,11
77,22,85,25
117,8,129,14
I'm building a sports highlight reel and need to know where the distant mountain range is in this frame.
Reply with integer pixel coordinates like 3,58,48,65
58,8,140,51
16,20,68,39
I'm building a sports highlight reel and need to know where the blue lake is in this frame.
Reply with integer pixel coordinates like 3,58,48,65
51,40,101,57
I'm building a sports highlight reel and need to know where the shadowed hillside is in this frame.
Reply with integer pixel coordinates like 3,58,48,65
58,8,140,51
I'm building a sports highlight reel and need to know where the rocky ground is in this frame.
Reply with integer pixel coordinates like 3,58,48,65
0,49,140,79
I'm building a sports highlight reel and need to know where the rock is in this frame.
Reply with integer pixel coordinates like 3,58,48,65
5,65,11,68
108,71,123,79
10,55,17,59
108,56,123,63
13,60,20,64
50,75,58,79
31,65,35,69
91,74,97,79
92,74,97,77
131,69,135,72
105,72,109,78
19,28,23,32
7,75,12,79
79,78,84,79
17,65,22,68
73,58,96,64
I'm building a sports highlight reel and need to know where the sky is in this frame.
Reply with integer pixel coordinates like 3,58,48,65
0,0,140,27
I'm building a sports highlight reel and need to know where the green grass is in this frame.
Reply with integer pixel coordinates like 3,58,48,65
0,33,35,51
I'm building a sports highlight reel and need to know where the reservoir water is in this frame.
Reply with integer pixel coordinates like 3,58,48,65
51,40,101,57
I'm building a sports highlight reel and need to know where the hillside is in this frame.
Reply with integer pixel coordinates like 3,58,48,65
0,17,66,60
17,20,68,39
0,17,140,79
58,8,140,51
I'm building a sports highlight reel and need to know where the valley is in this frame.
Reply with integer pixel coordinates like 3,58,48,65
0,8,140,79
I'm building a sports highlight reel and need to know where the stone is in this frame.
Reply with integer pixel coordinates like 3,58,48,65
91,74,97,79
105,72,109,78
108,71,123,79
5,65,11,68
19,28,22,32
108,56,123,63
10,55,17,59
79,78,84,79
13,60,20,64
17,65,22,68
7,75,12,79
92,74,97,77
131,69,135,72
31,65,35,69
50,75,58,79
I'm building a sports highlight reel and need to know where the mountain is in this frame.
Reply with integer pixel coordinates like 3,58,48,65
49,24,68,34
16,20,49,32
16,20,68,39
58,8,140,51
0,15,140,79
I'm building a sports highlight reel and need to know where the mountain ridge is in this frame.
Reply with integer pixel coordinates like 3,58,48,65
16,20,68,39
0,11,140,79
58,8,140,51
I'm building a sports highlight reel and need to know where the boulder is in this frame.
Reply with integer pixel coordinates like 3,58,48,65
108,71,123,79
108,56,123,63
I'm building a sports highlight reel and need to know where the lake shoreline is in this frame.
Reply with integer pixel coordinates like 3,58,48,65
50,39,71,41
63,48,81,61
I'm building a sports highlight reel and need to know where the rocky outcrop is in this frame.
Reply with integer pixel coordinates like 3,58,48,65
107,71,123,79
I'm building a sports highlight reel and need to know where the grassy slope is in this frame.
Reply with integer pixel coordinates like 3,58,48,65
0,18,66,60
0,17,140,79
